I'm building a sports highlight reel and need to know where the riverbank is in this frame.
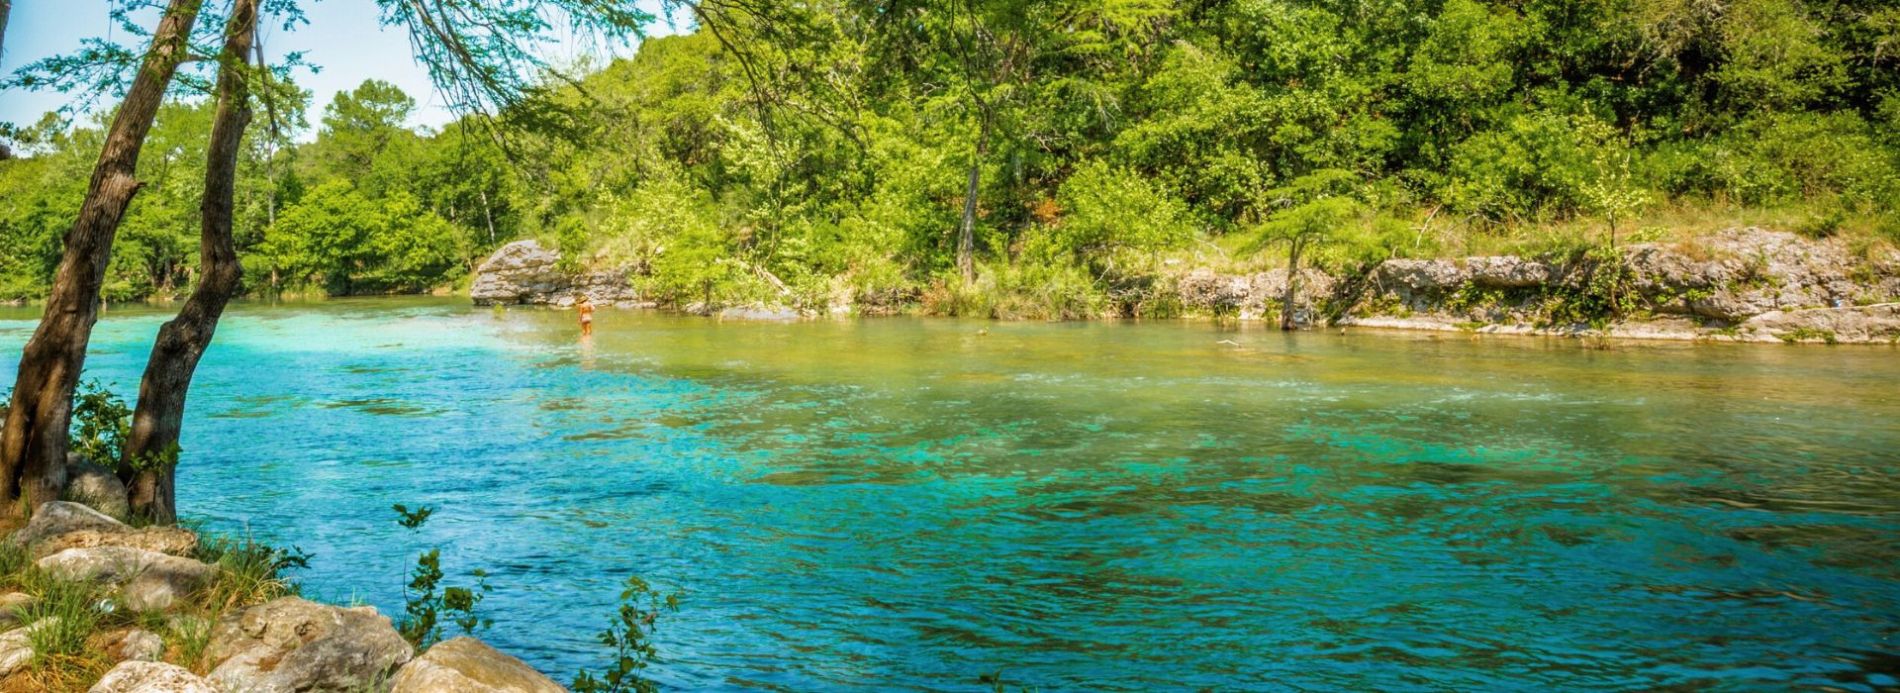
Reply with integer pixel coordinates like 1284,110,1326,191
0,495,563,692
471,226,1900,345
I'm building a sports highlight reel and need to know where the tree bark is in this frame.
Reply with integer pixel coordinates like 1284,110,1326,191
0,0,203,513
1281,236,1306,332
480,188,496,245
0,1,12,64
125,0,258,524
956,117,989,286
0,0,14,162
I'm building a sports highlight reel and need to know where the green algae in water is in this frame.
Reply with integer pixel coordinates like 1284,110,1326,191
2,297,1897,691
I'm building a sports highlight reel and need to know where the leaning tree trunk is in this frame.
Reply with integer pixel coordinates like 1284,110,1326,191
125,0,257,524
1280,236,1306,332
0,2,9,164
956,117,990,286
0,0,204,513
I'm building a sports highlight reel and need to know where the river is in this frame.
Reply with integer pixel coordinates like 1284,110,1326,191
1,297,1897,690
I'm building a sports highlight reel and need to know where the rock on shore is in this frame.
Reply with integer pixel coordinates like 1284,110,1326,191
1182,227,1900,343
471,239,644,307
390,637,565,693
1,499,567,693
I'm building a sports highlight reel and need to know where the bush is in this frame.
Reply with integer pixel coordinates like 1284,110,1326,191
1047,159,1194,272
1443,110,1622,222
1651,112,1900,207
571,575,680,693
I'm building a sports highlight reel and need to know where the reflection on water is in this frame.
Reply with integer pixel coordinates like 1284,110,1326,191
2,298,1897,691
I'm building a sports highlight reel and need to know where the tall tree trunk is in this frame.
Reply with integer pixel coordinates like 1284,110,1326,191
125,0,257,524
956,116,990,286
480,188,496,245
1281,236,1305,332
0,1,12,64
0,0,203,513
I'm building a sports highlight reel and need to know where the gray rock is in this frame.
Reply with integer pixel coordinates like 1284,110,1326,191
36,546,218,612
90,660,218,693
1377,259,1467,293
0,592,35,628
471,240,643,307
9,498,199,560
8,500,127,549
1742,303,1900,343
65,456,131,521
30,525,199,560
0,617,60,678
1465,256,1553,288
389,637,564,693
106,627,166,662
1175,268,1336,323
1629,227,1861,322
206,597,413,693
1175,270,1255,313
471,240,564,306
717,305,803,321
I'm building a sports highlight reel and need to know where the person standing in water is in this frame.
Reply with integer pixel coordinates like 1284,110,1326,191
576,295,596,336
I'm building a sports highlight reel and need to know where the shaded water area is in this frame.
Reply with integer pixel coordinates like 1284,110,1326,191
2,297,1897,690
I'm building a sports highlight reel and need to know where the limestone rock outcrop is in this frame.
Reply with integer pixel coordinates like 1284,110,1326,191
471,240,643,306
36,546,217,611
205,597,413,693
89,661,217,693
389,637,565,693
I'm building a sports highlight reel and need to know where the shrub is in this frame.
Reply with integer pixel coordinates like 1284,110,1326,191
1443,110,1619,222
571,575,680,693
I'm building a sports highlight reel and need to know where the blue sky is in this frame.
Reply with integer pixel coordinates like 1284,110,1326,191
1,0,682,139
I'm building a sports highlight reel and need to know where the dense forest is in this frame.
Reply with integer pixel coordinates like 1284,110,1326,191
2,0,1897,316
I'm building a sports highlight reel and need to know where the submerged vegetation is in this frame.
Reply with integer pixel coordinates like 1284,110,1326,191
0,0,1895,316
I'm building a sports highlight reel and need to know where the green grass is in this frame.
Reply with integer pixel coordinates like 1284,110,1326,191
0,520,307,688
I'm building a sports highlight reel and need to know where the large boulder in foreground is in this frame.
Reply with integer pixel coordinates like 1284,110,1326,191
31,525,198,560
389,637,565,693
89,660,217,693
8,500,126,548
10,500,199,560
206,597,413,693
36,546,217,611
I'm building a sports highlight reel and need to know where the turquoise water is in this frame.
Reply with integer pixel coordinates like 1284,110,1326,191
2,298,1897,690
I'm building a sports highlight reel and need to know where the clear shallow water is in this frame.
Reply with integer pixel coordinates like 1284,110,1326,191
2,297,1898,691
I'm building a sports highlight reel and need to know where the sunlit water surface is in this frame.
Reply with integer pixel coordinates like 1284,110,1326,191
1,298,1897,691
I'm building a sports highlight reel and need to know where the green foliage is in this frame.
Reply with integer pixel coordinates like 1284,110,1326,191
67,380,180,473
1252,170,1364,255
391,504,492,650
1444,111,1622,223
2,0,1897,312
571,575,681,693
1044,160,1193,269
392,503,434,529
260,180,466,295
69,379,131,468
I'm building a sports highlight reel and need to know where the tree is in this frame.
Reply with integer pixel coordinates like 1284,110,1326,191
0,0,204,512
261,180,462,295
306,79,417,184
123,0,259,523
1251,170,1361,331
0,0,11,70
